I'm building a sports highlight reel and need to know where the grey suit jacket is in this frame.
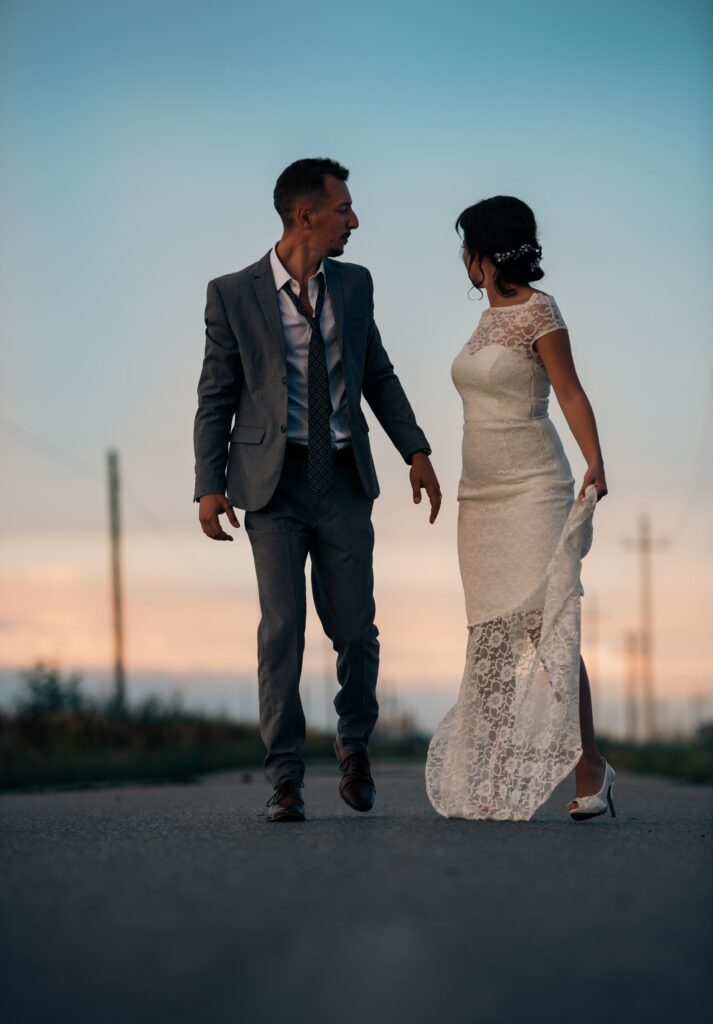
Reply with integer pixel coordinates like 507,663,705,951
193,251,430,510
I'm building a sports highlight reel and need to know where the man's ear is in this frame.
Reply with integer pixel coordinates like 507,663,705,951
294,202,313,230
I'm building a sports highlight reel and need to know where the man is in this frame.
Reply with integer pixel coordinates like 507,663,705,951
194,158,440,822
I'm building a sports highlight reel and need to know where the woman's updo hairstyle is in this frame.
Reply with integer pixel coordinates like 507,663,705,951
456,195,544,298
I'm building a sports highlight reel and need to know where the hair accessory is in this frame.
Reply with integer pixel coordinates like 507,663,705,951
492,242,542,265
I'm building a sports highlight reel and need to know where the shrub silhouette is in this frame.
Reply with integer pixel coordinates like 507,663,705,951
14,664,87,716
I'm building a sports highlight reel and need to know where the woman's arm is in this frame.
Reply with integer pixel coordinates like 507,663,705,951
535,329,608,501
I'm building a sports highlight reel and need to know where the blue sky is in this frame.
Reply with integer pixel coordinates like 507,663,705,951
1,0,711,732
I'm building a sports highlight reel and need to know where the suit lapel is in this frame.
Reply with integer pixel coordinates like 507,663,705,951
324,258,345,366
252,252,287,366
251,252,348,375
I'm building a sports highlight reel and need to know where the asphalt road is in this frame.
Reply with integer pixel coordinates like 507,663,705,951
1,761,711,1024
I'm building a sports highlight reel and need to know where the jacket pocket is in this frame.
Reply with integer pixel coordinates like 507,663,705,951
230,424,266,444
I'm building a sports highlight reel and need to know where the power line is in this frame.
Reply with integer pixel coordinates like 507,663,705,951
0,414,99,478
0,414,205,563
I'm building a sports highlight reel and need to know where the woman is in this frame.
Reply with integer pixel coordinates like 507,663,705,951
426,196,615,822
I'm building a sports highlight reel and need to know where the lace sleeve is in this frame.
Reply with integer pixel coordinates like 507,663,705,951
530,295,567,347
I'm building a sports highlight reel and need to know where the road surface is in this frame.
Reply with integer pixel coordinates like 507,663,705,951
1,761,711,1023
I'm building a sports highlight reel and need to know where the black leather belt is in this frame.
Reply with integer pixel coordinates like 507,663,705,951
286,441,354,466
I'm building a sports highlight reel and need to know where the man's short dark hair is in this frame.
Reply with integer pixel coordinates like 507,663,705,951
274,158,349,225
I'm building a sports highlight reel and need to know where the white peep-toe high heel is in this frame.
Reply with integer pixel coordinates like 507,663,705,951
568,759,616,821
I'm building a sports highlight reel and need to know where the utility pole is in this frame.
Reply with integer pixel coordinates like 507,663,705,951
107,450,126,709
324,637,333,733
690,693,704,738
301,676,311,723
623,515,669,741
623,630,639,742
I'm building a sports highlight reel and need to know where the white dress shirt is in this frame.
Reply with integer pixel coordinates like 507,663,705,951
269,246,351,448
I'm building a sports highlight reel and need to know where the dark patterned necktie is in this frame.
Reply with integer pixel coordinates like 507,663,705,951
283,274,334,496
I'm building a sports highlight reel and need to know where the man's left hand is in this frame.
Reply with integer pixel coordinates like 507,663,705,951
410,452,442,524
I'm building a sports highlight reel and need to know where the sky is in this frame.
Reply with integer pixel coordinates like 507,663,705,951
1,0,711,735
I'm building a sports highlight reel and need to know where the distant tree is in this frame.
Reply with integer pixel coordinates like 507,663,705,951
14,663,88,716
133,691,186,722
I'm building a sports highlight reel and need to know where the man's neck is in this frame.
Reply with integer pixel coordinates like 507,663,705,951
275,237,324,289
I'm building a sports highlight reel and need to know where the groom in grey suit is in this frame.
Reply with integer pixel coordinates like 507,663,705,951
194,158,440,821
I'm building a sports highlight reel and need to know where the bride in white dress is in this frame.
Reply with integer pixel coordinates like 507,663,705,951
426,196,615,822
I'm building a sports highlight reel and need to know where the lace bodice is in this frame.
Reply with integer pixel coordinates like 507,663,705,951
467,291,567,368
453,291,568,431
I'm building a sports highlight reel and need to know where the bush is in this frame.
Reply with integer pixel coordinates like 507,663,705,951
1,662,264,789
14,664,88,716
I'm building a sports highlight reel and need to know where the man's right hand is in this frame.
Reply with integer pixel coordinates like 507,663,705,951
198,494,240,541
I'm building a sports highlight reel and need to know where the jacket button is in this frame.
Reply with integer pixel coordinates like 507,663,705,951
281,376,287,385
280,425,287,433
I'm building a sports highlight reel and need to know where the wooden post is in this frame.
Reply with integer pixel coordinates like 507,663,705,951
624,630,639,742
107,450,126,709
623,515,668,741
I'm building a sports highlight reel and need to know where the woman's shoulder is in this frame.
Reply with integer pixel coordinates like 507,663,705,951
528,290,568,335
530,289,565,314
529,288,558,307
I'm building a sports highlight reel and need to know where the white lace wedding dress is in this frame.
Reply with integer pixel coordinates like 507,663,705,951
425,291,597,821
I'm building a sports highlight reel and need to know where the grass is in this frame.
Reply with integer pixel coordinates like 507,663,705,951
599,733,713,786
2,664,712,791
0,664,428,791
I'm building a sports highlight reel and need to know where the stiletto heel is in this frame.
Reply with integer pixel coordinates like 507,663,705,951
568,759,617,821
607,784,616,818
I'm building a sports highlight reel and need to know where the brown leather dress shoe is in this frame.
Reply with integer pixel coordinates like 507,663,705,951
334,741,375,812
266,780,305,822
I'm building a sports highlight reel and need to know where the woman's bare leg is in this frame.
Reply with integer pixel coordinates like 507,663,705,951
568,657,605,811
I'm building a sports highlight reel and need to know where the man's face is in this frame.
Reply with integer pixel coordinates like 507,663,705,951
311,176,359,257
